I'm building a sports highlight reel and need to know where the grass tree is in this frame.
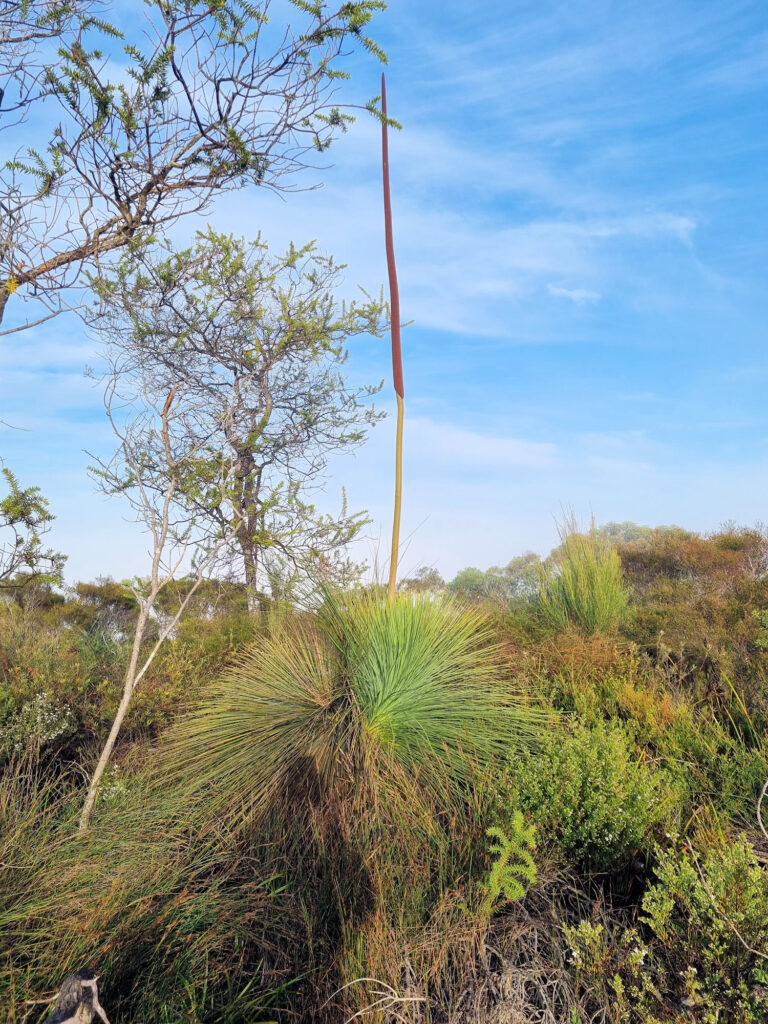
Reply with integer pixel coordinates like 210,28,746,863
536,516,628,634
92,230,387,613
160,589,542,830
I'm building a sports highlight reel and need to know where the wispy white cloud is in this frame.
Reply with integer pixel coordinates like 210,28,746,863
548,285,601,305
212,172,699,337
406,418,557,469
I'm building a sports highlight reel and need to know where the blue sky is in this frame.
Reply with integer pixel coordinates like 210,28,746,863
1,0,767,584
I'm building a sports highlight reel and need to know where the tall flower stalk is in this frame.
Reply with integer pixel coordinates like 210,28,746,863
381,72,403,605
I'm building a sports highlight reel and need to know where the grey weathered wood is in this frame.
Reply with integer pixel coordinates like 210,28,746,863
45,971,110,1024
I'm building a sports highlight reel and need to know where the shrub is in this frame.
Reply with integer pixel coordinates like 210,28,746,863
537,520,628,635
160,591,543,826
563,919,655,1022
0,692,75,761
642,837,768,1022
514,721,675,873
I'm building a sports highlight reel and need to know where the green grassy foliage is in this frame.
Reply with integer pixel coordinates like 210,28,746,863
0,762,284,1023
160,590,542,827
5,526,768,1023
536,519,628,635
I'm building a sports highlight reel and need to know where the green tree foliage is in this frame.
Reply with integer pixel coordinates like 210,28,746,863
400,566,445,593
0,0,388,331
448,553,540,605
592,521,653,545
448,566,489,601
0,1,95,124
0,466,65,589
73,577,139,636
93,229,387,610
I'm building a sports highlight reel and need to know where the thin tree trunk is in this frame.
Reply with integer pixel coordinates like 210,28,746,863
79,386,177,832
78,557,230,831
79,601,152,831
240,516,262,614
234,446,262,615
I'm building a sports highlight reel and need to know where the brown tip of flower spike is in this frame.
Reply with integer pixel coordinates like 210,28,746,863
381,73,403,399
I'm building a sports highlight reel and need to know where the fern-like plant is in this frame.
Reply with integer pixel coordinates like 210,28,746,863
480,812,537,915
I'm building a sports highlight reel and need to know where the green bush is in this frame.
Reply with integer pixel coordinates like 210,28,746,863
537,520,628,635
161,591,542,826
0,692,76,761
514,721,675,872
642,837,768,1022
562,919,655,1022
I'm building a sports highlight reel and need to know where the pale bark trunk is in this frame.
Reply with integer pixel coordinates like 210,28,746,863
78,568,217,830
243,540,260,614
79,601,152,831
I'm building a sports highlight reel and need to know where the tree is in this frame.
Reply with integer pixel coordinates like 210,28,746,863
0,1,94,126
595,521,653,546
401,566,445,593
0,0,387,333
93,229,386,612
0,466,66,590
496,553,541,600
448,554,540,605
73,577,140,639
447,566,489,603
80,366,245,829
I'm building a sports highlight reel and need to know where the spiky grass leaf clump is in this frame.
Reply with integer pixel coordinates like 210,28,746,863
161,591,541,825
0,760,282,1023
537,518,628,635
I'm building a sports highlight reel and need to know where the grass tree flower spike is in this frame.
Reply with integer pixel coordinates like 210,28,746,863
381,72,404,605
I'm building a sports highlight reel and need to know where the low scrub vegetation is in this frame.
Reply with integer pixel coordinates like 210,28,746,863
2,522,768,1022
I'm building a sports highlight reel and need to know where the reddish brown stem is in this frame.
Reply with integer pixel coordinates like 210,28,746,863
381,74,403,401
382,73,404,605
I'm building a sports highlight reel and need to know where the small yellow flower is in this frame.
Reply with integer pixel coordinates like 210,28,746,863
5,278,18,294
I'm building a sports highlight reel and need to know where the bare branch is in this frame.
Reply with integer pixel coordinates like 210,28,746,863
0,0,388,331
